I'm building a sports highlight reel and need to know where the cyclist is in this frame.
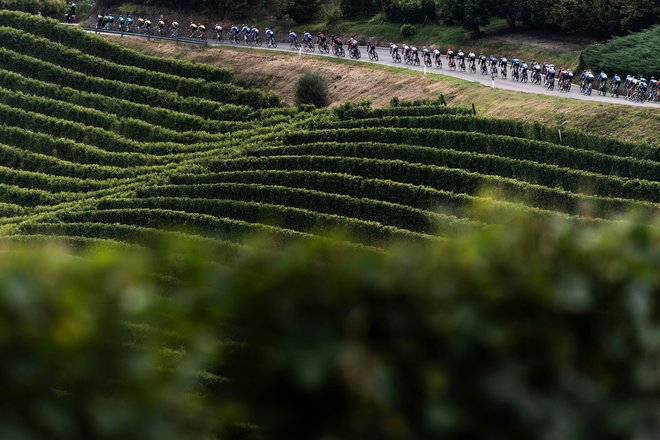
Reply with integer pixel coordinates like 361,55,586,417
499,56,508,71
598,71,608,95
144,19,152,32
240,24,249,43
332,35,343,52
367,41,376,56
347,36,358,50
479,54,487,73
252,26,260,43
546,64,556,88
489,55,497,68
637,77,648,99
433,48,442,66
468,51,476,69
189,22,198,37
230,24,239,43
197,24,206,39
422,46,431,64
317,32,326,45
447,48,455,68
136,17,145,32
102,15,110,29
289,30,298,45
402,44,410,61
520,61,528,80
511,57,520,78
107,14,115,28
171,21,180,37
389,42,398,54
303,31,313,46
157,19,165,34
611,73,621,95
457,48,465,62
558,68,570,90
215,24,222,40
126,14,134,31
117,14,124,29
96,14,104,29
410,45,419,63
266,28,275,45
582,70,595,93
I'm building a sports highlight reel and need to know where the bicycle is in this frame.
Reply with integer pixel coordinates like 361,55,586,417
521,70,528,83
304,40,315,52
267,36,277,48
411,54,420,66
490,64,497,80
392,51,401,63
610,82,620,98
318,42,329,53
333,44,345,57
434,56,442,69
500,66,507,79
459,60,466,72
349,46,361,59
469,61,476,74
368,47,378,61
215,31,223,43
532,70,541,85
547,77,554,91
581,83,592,95
448,59,456,71
290,40,301,50
480,63,487,75
597,80,607,96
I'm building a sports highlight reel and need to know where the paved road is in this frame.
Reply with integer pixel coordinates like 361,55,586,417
87,28,658,108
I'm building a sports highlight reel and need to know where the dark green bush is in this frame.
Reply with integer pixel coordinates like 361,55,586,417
0,0,65,16
279,0,320,23
400,23,417,37
385,0,435,23
295,71,329,108
2,213,660,438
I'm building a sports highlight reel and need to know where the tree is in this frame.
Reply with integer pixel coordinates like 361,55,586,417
279,0,321,23
442,0,490,36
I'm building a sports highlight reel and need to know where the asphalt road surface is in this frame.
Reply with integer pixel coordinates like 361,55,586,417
86,28,659,108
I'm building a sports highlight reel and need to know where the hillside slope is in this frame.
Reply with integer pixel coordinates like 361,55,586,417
0,11,658,251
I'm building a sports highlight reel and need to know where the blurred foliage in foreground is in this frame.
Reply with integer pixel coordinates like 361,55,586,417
1,213,659,439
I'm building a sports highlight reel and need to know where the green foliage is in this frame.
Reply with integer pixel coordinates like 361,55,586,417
323,0,344,25
400,23,417,37
581,25,660,80
384,0,436,23
340,0,375,18
0,0,65,16
441,0,490,36
2,214,660,438
279,0,321,23
295,71,330,108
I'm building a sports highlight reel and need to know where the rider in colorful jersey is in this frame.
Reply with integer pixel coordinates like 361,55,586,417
489,55,497,67
266,27,274,41
582,70,595,88
251,26,259,40
303,31,312,44
457,49,465,61
433,48,441,64
289,31,298,44
499,56,508,69
446,48,454,61
241,24,250,36
118,15,125,28
410,45,419,61
390,43,399,56
347,37,358,49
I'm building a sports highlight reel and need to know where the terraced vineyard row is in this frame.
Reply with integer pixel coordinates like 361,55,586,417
0,10,657,251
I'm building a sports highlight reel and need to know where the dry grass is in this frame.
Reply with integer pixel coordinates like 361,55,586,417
113,37,660,144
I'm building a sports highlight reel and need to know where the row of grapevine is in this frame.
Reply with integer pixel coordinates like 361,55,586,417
253,143,660,202
0,10,234,83
135,182,478,235
326,112,660,161
282,129,660,181
209,155,660,219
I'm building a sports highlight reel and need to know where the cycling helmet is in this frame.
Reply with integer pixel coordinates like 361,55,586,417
652,76,656,80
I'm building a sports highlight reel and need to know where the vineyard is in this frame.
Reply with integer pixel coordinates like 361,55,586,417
0,10,658,252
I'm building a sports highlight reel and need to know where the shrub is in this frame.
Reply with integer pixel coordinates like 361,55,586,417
323,0,344,25
385,0,435,23
295,72,329,108
279,0,321,23
400,23,417,37
0,0,65,16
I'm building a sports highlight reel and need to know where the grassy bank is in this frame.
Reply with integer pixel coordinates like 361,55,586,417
113,38,659,143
